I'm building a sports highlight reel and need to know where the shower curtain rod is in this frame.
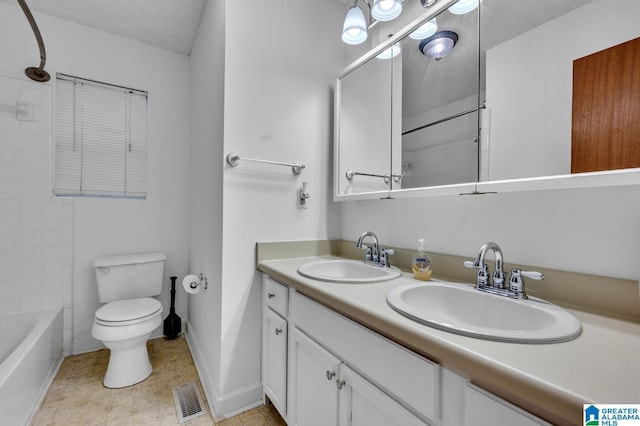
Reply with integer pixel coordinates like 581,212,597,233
17,0,50,82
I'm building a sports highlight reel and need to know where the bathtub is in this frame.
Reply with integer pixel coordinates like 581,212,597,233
0,309,63,426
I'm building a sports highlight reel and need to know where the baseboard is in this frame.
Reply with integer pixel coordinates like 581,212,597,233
185,320,263,420
185,319,220,417
211,382,263,421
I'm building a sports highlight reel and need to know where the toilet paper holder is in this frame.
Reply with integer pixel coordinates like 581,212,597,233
183,273,208,294
195,273,208,290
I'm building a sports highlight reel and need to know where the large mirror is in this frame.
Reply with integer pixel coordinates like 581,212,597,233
397,3,479,190
336,53,394,196
335,0,640,200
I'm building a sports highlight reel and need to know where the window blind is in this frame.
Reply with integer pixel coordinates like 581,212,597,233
54,74,148,198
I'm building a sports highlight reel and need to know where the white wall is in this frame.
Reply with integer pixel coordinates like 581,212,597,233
188,0,225,416
340,183,640,281
0,3,191,354
487,0,640,180
188,0,343,417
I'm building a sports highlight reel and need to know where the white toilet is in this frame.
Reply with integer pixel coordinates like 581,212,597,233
91,252,166,388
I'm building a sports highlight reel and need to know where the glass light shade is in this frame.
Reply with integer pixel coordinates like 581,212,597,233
409,18,437,40
419,31,458,60
448,0,479,15
376,42,401,59
371,0,402,22
342,5,368,45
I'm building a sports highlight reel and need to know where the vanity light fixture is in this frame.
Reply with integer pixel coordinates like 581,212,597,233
377,33,402,59
419,30,458,60
342,2,368,45
371,0,403,21
448,0,478,15
409,17,437,40
376,41,402,59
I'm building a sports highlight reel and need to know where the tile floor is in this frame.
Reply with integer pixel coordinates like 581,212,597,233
31,336,286,426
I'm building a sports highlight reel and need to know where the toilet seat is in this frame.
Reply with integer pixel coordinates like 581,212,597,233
95,297,162,326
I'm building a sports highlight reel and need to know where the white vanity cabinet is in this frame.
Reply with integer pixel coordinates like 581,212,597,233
262,276,289,419
337,364,428,426
288,327,340,426
288,289,436,426
262,274,550,426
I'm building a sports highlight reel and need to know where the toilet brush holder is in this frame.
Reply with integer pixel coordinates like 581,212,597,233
163,276,182,340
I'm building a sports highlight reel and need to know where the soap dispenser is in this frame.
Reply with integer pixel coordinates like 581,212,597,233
412,239,432,281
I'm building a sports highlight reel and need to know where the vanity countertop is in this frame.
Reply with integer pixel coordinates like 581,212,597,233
258,255,640,426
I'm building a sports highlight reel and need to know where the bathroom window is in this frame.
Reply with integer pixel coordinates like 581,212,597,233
54,73,148,198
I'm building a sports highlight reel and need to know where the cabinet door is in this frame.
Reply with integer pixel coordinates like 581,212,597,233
263,308,287,417
338,365,428,426
289,327,340,426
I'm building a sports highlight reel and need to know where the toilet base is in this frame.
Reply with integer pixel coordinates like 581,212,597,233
103,338,153,388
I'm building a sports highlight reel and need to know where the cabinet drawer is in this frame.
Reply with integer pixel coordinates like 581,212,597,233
263,276,288,317
291,292,439,424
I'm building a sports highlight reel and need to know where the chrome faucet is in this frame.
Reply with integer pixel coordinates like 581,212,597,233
470,242,506,289
355,231,394,267
464,242,544,299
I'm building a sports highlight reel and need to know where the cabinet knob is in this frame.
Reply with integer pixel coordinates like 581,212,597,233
275,328,283,336
267,292,276,299
326,370,336,381
337,380,346,390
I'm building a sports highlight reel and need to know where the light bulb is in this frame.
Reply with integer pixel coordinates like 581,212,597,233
342,5,368,45
379,0,394,10
410,17,437,40
372,0,402,21
448,0,478,15
376,42,401,60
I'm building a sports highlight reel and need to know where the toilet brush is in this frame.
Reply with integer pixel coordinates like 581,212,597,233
164,276,182,340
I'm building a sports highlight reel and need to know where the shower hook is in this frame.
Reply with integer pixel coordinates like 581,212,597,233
17,0,50,82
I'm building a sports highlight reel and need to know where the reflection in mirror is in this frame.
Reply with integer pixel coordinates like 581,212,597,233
483,0,640,181
337,54,393,195
398,6,479,189
336,0,640,201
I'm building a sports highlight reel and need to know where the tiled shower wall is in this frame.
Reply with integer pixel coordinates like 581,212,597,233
0,75,72,352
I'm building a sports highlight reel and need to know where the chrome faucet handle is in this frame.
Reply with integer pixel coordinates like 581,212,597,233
464,260,489,287
379,248,395,267
364,246,372,262
371,245,379,263
509,268,545,299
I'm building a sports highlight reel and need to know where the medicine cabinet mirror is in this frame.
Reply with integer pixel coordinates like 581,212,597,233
335,0,640,201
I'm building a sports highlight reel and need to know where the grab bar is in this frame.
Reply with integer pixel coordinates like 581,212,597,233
226,153,305,175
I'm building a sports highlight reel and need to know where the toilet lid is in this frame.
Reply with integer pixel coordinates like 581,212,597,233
95,298,162,323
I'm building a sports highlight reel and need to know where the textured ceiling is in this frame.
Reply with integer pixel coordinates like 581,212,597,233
0,0,206,55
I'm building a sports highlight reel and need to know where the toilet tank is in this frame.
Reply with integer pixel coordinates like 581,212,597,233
93,253,166,303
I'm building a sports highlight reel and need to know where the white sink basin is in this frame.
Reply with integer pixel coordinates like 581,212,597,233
387,281,581,343
297,259,402,283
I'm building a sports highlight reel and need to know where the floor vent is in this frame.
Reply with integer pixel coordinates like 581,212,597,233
172,381,207,423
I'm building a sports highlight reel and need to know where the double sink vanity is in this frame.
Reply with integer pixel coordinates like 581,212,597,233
257,239,640,426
